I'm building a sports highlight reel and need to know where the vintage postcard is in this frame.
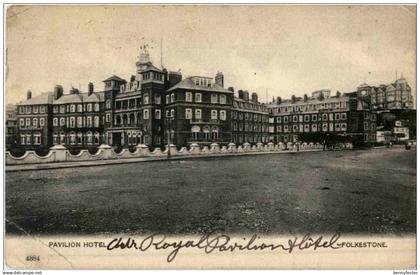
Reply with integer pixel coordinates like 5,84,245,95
4,4,417,270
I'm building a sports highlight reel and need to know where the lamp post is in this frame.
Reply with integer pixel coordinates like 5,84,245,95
166,116,171,159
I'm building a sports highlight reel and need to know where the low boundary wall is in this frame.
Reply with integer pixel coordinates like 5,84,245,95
6,142,354,166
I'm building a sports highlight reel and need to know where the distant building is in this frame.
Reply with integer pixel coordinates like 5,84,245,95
266,90,377,145
6,104,18,148
393,120,410,141
357,77,414,110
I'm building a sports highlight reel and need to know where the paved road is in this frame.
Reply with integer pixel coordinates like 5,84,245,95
6,148,416,235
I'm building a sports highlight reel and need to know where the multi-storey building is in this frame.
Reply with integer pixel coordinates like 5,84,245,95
51,84,104,148
164,73,233,146
358,77,414,110
231,90,269,144
266,90,377,145
15,48,406,149
16,91,53,149
6,104,18,148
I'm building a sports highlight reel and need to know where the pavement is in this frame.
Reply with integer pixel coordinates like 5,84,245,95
6,149,322,172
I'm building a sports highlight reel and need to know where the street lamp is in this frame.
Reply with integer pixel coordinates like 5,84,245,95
166,116,172,159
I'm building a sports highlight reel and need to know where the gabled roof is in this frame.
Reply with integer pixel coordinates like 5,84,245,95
103,75,126,82
53,92,104,104
16,92,53,106
167,77,232,93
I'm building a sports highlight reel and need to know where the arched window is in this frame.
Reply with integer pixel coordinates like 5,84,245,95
191,125,200,140
70,132,76,145
203,126,210,140
77,132,83,144
211,110,218,120
94,132,100,144
60,132,66,144
186,92,192,102
143,109,149,119
195,93,202,102
122,114,128,125
87,131,93,144
195,109,202,120
211,126,219,140
130,113,136,125
33,132,41,145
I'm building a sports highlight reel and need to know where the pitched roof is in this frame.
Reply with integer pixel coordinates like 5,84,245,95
103,75,126,82
167,77,232,93
16,92,53,106
53,92,104,104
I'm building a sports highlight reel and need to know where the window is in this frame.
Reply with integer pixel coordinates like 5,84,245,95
166,94,170,104
335,123,341,131
220,110,226,121
106,100,111,109
94,132,100,144
220,94,226,104
87,104,92,112
195,109,202,119
53,106,58,113
155,109,161,119
106,113,110,123
77,132,83,144
211,126,219,139
25,118,31,127
276,117,282,123
20,134,26,144
60,117,65,126
87,116,92,127
329,113,334,121
144,94,149,104
293,115,298,122
33,106,39,114
33,133,41,145
171,93,175,103
25,106,31,114
185,108,192,119
155,95,161,104
211,110,218,120
322,114,328,121
40,118,45,127
33,118,38,128
312,124,317,132
144,109,150,119
312,114,317,122
53,118,58,126
341,113,347,120
86,131,93,145
19,118,24,128
77,104,83,112
60,105,65,113
19,107,24,114
277,125,282,132
186,92,192,102
284,116,289,123
364,121,369,131
341,123,347,131
93,116,99,127
335,113,341,121
70,117,75,128
170,109,175,118
322,123,328,132
26,133,31,144
304,115,310,122
77,116,83,127
70,104,76,112
211,94,218,104
195,93,202,102
304,124,310,132
191,125,200,140
203,126,210,140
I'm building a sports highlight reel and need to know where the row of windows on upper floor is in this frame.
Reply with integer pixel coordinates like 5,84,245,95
269,101,349,114
53,103,100,113
52,131,101,146
18,105,47,114
269,113,348,124
19,116,102,129
18,117,46,129
232,111,269,122
19,132,43,145
108,92,228,110
231,122,267,133
233,101,267,112
270,123,348,133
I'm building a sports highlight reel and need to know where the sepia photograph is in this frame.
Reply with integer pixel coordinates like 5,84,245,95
3,4,417,270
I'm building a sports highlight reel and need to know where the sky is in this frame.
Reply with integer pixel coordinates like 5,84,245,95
6,5,416,105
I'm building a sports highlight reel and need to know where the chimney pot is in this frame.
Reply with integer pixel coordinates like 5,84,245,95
27,90,32,100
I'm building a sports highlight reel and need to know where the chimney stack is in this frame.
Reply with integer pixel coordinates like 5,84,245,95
243,91,250,101
215,72,224,88
238,90,244,100
228,87,234,93
69,87,80,95
54,85,63,100
27,90,32,100
88,82,94,96
251,92,258,103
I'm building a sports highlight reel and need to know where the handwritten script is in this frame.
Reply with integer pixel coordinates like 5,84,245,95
106,232,342,263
